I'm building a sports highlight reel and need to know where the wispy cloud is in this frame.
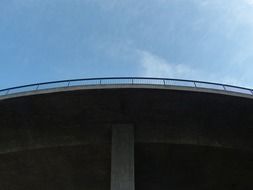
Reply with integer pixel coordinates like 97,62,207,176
138,50,198,79
245,0,253,6
137,50,253,88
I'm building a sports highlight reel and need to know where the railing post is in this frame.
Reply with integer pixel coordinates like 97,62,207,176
131,79,134,85
5,89,10,95
67,81,70,87
36,85,40,91
163,80,165,86
194,82,197,88
223,85,226,91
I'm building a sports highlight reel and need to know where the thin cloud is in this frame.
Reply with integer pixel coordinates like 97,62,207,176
138,50,198,79
137,50,253,88
245,0,253,6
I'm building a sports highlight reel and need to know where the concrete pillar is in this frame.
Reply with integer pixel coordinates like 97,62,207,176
111,124,135,190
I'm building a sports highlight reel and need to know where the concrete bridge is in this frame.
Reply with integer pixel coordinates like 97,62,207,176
0,78,253,190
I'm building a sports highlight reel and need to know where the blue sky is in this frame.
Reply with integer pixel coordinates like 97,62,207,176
1,0,253,89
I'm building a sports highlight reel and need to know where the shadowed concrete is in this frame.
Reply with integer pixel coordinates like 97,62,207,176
136,143,253,190
0,87,253,189
0,144,111,190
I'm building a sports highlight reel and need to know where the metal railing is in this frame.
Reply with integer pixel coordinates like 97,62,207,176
0,77,253,97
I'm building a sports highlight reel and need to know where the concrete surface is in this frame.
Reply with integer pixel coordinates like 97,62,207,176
0,87,252,189
111,124,134,190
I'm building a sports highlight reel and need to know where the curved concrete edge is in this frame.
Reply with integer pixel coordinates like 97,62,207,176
0,84,253,101
0,139,250,155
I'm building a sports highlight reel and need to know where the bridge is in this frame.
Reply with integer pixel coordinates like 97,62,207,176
0,77,252,190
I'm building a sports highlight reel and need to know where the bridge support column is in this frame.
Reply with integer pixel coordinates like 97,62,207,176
111,124,135,190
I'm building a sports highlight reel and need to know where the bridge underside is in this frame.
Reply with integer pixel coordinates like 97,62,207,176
0,88,253,190
0,143,252,190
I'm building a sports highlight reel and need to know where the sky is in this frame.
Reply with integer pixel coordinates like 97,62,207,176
1,0,253,89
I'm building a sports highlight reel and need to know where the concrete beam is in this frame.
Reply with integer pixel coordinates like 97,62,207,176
111,124,135,190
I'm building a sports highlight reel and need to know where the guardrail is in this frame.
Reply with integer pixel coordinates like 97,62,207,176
0,77,253,97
